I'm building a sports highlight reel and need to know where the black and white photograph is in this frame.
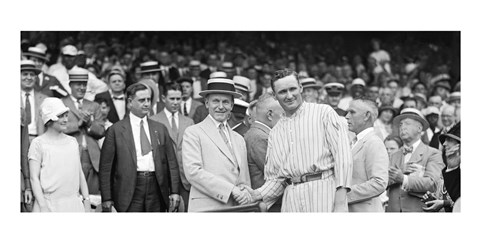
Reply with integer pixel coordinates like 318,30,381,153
5,1,479,240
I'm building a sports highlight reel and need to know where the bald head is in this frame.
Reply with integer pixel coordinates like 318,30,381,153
441,104,455,127
255,92,284,128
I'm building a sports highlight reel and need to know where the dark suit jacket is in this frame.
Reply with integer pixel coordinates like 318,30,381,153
386,142,444,212
182,98,203,119
244,122,269,189
99,116,180,212
233,122,249,137
21,90,47,136
443,167,460,202
159,66,180,84
94,91,127,124
150,111,194,191
192,105,209,124
34,73,68,98
62,97,105,171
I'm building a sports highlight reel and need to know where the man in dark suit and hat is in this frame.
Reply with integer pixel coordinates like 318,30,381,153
324,82,347,116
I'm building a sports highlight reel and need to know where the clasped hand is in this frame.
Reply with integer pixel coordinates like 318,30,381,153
232,185,262,205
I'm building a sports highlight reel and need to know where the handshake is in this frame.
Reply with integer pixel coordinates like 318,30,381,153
231,184,262,205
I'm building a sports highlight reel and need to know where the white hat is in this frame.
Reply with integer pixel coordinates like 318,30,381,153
352,78,366,87
393,107,429,131
233,76,250,92
446,92,461,103
21,60,41,75
138,61,161,74
62,45,78,56
209,71,227,79
423,106,440,116
68,68,89,82
221,62,234,69
23,47,48,61
40,98,70,124
405,63,417,74
189,60,201,67
300,77,322,89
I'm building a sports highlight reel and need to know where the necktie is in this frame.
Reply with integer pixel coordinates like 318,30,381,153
219,123,238,165
171,112,178,139
24,92,32,125
403,145,413,155
140,120,152,156
183,102,188,116
77,99,83,110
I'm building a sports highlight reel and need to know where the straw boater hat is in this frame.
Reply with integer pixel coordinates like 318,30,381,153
232,98,250,115
423,106,440,117
23,47,49,61
446,91,461,103
393,107,429,131
300,77,322,89
351,78,366,87
68,68,89,82
439,122,460,144
138,61,162,74
21,60,41,75
324,82,345,96
40,97,70,124
62,45,78,56
199,78,242,99
378,105,397,116
210,71,227,79
233,76,251,92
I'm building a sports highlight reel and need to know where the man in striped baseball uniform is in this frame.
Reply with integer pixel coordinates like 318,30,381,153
245,69,353,212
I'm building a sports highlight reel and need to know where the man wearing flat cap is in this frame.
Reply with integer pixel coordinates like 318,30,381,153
182,77,252,211
324,82,347,116
386,108,444,212
62,68,105,195
23,47,67,98
300,77,321,104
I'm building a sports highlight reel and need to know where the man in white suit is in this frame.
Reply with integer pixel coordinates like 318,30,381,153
150,82,194,211
182,78,252,212
345,99,389,212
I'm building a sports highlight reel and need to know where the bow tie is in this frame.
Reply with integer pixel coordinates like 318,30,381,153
403,146,414,155
113,96,125,101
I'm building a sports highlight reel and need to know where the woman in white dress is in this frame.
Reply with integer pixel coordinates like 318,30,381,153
29,98,91,212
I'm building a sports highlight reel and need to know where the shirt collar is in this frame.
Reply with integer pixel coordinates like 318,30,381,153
356,127,374,142
164,108,177,119
406,139,422,152
21,89,33,96
129,112,148,125
208,114,228,129
70,95,83,103
254,120,271,131
109,89,125,98
281,101,306,119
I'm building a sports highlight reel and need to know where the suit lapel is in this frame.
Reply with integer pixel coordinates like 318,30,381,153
106,95,120,120
178,114,189,143
409,142,426,164
352,131,374,156
158,111,177,145
63,97,82,120
199,117,236,165
120,117,137,165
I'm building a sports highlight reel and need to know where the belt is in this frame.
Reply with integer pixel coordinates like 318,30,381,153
137,171,155,177
284,169,334,186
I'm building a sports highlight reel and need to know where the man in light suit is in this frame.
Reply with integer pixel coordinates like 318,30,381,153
178,77,203,119
100,83,180,212
150,82,194,211
345,99,389,212
182,78,252,212
386,108,444,212
244,92,283,211
21,60,48,142
62,68,105,195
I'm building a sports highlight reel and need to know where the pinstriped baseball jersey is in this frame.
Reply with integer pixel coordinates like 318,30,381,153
257,102,353,212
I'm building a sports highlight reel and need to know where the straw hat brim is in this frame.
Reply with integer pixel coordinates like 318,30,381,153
21,67,41,75
23,52,48,61
393,113,429,131
439,133,460,144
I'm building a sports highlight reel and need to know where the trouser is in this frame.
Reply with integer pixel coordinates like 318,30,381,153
127,172,166,212
80,149,100,195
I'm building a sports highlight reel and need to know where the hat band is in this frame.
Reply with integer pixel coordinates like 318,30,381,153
26,52,47,58
21,64,37,70
207,82,236,92
69,74,88,81
235,83,249,91
140,65,160,72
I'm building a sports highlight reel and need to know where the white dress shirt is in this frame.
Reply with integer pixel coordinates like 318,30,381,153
21,90,36,135
129,113,155,171
164,108,179,129
181,97,192,116
208,114,232,149
402,139,422,190
192,77,201,99
110,90,126,120
352,127,374,149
